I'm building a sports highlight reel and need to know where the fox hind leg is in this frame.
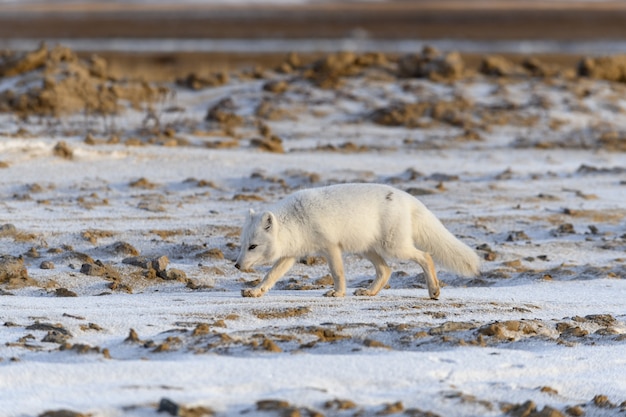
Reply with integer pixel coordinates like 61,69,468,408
354,250,391,296
409,249,439,299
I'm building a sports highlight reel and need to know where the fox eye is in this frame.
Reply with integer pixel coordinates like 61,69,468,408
248,244,257,251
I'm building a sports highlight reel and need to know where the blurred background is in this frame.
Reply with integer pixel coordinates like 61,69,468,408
1,0,626,80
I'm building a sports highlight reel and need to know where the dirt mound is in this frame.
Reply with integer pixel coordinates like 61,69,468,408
0,43,167,117
302,51,389,88
0,255,35,289
370,98,474,129
578,55,626,82
398,45,465,80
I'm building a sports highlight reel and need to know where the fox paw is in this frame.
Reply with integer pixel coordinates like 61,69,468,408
241,288,264,298
354,288,374,296
429,288,440,300
324,289,345,297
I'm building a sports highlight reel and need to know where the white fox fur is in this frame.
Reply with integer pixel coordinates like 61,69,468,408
235,183,480,299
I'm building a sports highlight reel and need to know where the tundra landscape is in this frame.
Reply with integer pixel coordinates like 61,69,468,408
1,2,626,416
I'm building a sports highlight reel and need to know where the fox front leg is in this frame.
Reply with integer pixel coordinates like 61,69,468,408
323,246,346,297
241,257,296,297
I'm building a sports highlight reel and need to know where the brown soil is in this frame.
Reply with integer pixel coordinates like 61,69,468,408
1,2,624,81
2,1,626,41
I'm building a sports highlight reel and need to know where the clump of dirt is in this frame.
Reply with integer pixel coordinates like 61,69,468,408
302,51,389,88
53,141,73,159
0,43,166,117
0,255,36,288
80,260,121,281
122,255,188,282
38,410,89,417
103,241,139,256
503,400,565,417
578,55,626,82
324,399,357,411
371,98,473,129
254,306,311,320
398,46,465,80
480,55,523,77
55,288,77,297
205,98,244,134
129,177,159,189
250,135,284,153
195,248,224,259
82,229,114,244
515,127,626,152
176,71,228,90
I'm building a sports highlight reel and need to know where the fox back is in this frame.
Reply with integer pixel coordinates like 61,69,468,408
235,183,420,268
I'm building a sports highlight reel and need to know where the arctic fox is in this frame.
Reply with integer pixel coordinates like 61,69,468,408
235,183,480,299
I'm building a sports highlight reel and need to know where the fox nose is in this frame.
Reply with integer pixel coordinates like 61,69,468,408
234,263,241,270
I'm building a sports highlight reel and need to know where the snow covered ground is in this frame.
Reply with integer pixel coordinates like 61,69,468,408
0,47,625,416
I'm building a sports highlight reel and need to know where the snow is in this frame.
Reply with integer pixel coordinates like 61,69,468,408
1,282,626,416
1,50,626,417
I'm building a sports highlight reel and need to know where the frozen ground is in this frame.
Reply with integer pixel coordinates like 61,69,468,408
0,47,625,417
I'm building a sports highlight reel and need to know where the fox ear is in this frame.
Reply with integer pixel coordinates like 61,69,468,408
261,211,276,232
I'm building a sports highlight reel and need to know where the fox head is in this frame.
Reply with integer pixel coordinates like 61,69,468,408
234,209,280,270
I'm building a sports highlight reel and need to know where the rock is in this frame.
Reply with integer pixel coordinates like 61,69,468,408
0,223,17,237
160,268,187,281
79,260,121,281
158,398,180,416
555,223,576,234
80,262,105,276
507,231,530,242
151,255,170,273
40,261,55,270
42,330,71,344
122,256,151,269
55,288,77,297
